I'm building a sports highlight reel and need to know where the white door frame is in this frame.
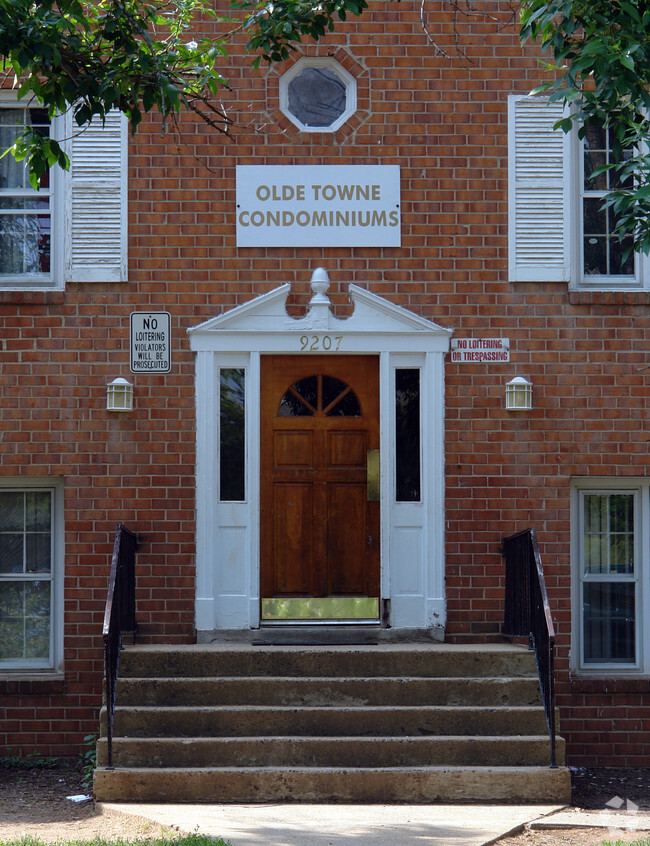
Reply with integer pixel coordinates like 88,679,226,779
188,270,452,637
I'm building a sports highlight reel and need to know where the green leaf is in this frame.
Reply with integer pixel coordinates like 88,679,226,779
620,54,635,71
519,0,650,247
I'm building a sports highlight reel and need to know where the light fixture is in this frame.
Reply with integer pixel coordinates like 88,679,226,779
505,376,532,410
107,377,134,412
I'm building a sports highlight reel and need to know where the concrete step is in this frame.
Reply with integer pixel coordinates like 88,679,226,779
94,764,571,804
115,675,543,707
95,643,570,804
117,644,539,680
107,704,550,738
97,734,565,768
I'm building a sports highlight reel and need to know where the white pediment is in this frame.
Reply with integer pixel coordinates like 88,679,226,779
188,268,452,352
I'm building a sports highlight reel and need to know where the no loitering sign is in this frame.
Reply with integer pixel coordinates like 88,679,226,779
130,312,171,373
450,338,510,363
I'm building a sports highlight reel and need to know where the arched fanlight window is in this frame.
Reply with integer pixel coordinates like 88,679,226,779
278,375,361,417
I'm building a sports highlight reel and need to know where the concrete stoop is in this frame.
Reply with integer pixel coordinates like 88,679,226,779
94,643,571,804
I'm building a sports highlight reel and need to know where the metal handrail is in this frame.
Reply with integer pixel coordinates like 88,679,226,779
102,523,138,769
502,528,557,768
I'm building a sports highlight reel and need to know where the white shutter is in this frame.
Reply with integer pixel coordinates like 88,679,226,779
65,111,128,282
508,95,571,283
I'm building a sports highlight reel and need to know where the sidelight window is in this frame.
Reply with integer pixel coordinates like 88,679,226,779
395,369,421,502
219,368,246,501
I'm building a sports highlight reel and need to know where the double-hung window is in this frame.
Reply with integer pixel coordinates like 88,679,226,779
0,479,63,673
0,103,59,286
508,95,649,290
581,122,636,284
0,93,128,289
572,481,650,674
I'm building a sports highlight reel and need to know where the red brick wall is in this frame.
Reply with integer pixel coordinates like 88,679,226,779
2,1,650,764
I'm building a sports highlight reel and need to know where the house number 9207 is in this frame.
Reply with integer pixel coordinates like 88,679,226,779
299,335,343,351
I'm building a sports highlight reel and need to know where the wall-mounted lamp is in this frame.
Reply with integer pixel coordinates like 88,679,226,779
107,377,134,412
505,376,532,410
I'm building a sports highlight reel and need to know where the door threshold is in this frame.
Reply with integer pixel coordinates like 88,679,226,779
261,620,380,626
261,596,379,622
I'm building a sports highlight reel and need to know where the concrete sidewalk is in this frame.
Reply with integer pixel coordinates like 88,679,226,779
532,807,650,832
99,802,566,846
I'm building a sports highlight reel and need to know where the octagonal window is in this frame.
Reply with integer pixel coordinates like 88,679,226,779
280,58,356,133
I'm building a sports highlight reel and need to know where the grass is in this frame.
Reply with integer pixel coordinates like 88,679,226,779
0,837,231,846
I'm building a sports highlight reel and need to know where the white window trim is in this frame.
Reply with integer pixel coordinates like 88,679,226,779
0,93,128,289
571,478,650,676
571,126,649,291
0,93,65,291
508,94,650,291
0,476,64,676
279,57,357,133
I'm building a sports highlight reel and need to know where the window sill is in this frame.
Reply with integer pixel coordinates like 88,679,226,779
569,289,650,306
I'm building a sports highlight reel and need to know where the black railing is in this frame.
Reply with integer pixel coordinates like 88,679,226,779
502,528,557,768
102,523,138,769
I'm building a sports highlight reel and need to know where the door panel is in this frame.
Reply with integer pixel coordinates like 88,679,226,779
274,431,313,467
327,482,367,594
260,354,380,620
328,431,366,467
273,483,315,595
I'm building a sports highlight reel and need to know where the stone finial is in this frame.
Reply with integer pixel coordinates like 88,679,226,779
310,267,330,303
308,267,331,329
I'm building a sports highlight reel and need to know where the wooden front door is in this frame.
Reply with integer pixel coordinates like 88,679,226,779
260,355,380,621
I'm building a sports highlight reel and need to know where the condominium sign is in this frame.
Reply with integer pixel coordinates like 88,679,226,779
236,165,401,247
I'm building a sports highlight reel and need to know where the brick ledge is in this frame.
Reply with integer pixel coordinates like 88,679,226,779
569,289,650,306
0,291,66,305
569,676,650,693
0,675,65,694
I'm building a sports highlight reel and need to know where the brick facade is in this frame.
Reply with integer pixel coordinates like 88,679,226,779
2,1,650,765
